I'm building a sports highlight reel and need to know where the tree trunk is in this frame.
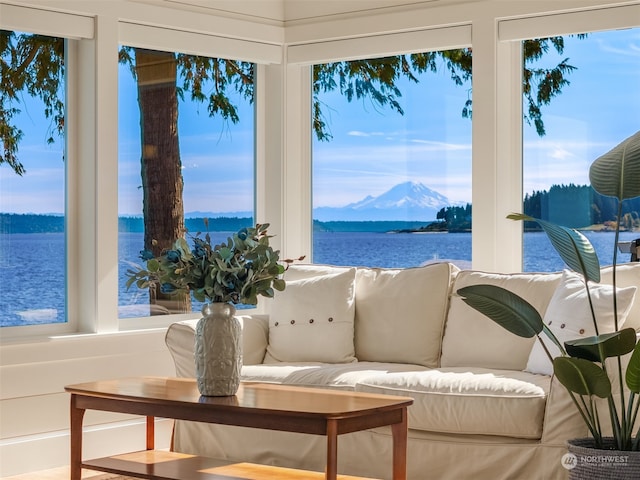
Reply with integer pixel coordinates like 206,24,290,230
135,48,190,314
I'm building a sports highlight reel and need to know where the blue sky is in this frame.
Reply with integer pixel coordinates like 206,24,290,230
314,29,640,207
1,28,638,215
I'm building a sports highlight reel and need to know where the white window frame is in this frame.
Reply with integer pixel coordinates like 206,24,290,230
3,0,637,340
283,25,473,263
0,5,283,338
0,4,93,338
116,22,282,330
496,3,640,272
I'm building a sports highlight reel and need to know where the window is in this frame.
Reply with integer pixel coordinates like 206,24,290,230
117,47,256,318
522,28,640,271
0,30,67,327
311,51,472,268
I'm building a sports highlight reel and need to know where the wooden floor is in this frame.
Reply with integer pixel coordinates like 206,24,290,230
2,467,131,480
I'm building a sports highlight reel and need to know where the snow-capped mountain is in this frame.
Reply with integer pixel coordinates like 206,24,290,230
313,181,452,221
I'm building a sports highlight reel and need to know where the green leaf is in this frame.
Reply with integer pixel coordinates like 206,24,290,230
147,258,160,272
218,247,233,261
565,328,637,362
273,278,286,291
125,276,137,290
553,357,611,398
589,130,640,201
625,341,640,393
174,237,190,253
541,323,566,353
508,213,600,283
457,284,543,338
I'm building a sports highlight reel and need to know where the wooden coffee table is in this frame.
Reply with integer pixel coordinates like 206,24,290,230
65,377,413,480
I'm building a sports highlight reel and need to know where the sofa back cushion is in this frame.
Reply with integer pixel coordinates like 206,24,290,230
281,263,353,281
601,262,640,330
441,270,562,370
354,262,458,367
264,268,357,364
526,269,637,375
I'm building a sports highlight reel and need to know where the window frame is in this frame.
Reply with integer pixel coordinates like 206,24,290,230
497,3,640,272
2,0,638,340
0,5,93,338
0,5,282,338
284,25,473,263
115,23,280,329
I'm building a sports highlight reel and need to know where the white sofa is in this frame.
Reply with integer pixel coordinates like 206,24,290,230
165,262,640,480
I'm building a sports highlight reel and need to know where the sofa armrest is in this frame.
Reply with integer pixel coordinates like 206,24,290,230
542,334,640,446
540,375,589,446
165,314,270,378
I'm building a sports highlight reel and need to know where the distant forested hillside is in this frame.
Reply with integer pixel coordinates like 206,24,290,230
377,184,640,234
395,204,472,233
0,214,64,233
1,214,253,234
523,184,640,230
118,216,254,233
3,185,639,235
313,220,429,232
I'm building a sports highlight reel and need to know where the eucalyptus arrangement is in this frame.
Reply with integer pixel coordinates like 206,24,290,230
458,130,640,451
127,223,299,305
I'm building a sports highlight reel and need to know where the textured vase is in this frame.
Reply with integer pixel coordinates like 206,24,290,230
194,303,242,396
565,438,640,479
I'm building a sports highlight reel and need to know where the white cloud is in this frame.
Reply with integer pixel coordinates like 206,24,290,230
549,148,575,161
347,130,385,137
410,139,471,151
596,38,640,58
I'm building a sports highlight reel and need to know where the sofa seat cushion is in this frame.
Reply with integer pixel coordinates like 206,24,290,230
355,367,550,439
241,361,429,390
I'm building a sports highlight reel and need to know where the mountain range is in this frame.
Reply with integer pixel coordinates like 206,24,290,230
312,181,453,221
179,181,452,222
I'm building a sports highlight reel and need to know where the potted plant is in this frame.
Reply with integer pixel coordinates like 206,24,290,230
127,222,302,396
457,130,640,478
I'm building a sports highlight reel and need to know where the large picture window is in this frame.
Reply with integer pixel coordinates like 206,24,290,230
312,51,473,268
117,47,256,318
522,28,640,271
0,30,67,327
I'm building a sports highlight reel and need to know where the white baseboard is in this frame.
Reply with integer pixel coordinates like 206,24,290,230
0,418,173,478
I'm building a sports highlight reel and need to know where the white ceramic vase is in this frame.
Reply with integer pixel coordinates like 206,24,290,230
194,303,242,396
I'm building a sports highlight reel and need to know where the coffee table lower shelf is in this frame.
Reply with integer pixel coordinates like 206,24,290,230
83,450,377,480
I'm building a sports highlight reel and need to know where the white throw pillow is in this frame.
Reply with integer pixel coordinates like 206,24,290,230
355,263,457,367
264,268,357,363
442,270,562,370
526,270,637,376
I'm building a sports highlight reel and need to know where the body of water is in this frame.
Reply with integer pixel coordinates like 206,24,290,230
1,230,638,326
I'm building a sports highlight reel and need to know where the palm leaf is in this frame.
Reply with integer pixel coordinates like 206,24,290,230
589,130,640,201
457,284,543,338
553,357,611,398
565,328,637,362
626,341,640,393
508,213,600,283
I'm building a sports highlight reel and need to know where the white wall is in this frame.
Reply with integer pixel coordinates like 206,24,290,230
0,330,176,477
0,0,638,476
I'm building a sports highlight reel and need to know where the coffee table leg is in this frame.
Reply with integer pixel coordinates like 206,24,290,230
391,407,408,480
146,416,155,450
326,419,338,480
70,394,86,480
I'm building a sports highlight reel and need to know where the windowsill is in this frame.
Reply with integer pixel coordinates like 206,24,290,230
0,304,264,350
